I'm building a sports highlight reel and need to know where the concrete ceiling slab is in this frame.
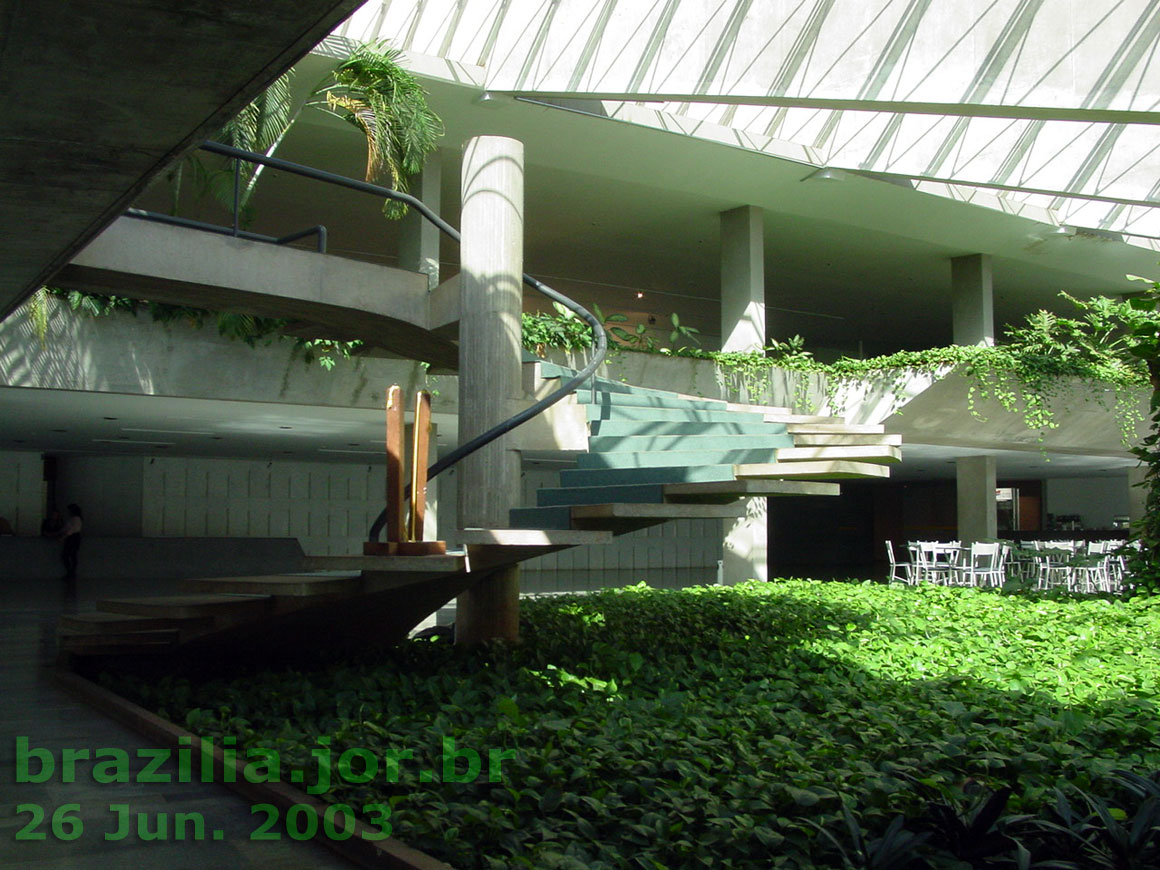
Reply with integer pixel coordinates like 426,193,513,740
0,0,366,321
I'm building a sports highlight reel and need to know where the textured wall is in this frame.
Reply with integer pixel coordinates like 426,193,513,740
0,451,44,536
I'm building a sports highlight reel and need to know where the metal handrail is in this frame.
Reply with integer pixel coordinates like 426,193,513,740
193,142,607,542
125,208,328,252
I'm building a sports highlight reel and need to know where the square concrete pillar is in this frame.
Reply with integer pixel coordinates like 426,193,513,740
951,254,994,347
720,205,766,352
721,501,768,585
719,205,768,585
957,455,997,542
398,154,442,291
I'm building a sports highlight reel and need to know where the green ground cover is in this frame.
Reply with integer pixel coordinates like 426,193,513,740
108,581,1160,868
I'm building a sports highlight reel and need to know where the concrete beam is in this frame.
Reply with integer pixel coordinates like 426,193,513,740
60,218,459,370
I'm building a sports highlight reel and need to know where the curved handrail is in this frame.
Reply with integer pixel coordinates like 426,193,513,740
196,142,608,542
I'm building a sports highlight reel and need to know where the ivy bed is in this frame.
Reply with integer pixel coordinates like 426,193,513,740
104,580,1160,869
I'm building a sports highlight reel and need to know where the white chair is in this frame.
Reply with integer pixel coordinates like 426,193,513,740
885,540,913,583
1031,540,1075,590
951,542,1002,587
912,541,957,585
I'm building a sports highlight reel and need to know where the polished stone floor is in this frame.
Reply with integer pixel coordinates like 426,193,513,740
0,572,356,869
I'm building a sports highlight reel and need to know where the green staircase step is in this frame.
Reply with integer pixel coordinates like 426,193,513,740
509,506,576,529
587,432,793,454
569,502,746,533
736,460,892,480
775,445,901,464
585,405,767,423
664,479,842,503
537,483,669,506
578,391,730,411
559,465,738,488
577,447,779,469
589,419,775,437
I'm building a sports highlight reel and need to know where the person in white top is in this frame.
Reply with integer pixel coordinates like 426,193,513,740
58,503,83,581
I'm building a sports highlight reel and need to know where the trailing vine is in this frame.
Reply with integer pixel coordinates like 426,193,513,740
31,287,360,370
521,293,1154,442
1120,277,1160,593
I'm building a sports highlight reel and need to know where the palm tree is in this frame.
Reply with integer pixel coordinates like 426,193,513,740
166,70,296,222
313,40,444,218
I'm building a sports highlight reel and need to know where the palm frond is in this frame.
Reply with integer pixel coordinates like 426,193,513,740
316,40,443,218
27,286,50,348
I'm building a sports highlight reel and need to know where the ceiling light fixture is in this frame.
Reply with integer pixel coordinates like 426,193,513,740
801,167,848,183
474,91,507,108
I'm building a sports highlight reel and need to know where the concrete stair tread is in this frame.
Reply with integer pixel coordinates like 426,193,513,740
58,612,212,633
182,573,363,596
59,627,181,644
764,413,846,424
785,422,885,434
460,529,613,546
568,501,746,534
721,400,794,414
791,433,902,446
570,502,747,520
302,554,468,572
735,460,892,480
96,594,273,618
774,445,901,464
663,479,842,502
60,635,181,654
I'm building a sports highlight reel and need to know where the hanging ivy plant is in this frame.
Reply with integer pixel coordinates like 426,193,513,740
30,287,360,370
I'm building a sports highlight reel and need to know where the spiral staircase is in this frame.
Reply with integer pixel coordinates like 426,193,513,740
54,143,901,665
57,356,899,663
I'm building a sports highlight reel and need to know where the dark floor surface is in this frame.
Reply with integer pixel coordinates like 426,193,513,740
0,572,357,869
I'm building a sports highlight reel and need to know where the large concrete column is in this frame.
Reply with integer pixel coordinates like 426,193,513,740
720,205,768,584
720,205,766,352
455,136,525,644
956,455,997,542
398,154,442,290
951,254,995,346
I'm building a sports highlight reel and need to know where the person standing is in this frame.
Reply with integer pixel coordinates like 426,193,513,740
58,503,83,581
